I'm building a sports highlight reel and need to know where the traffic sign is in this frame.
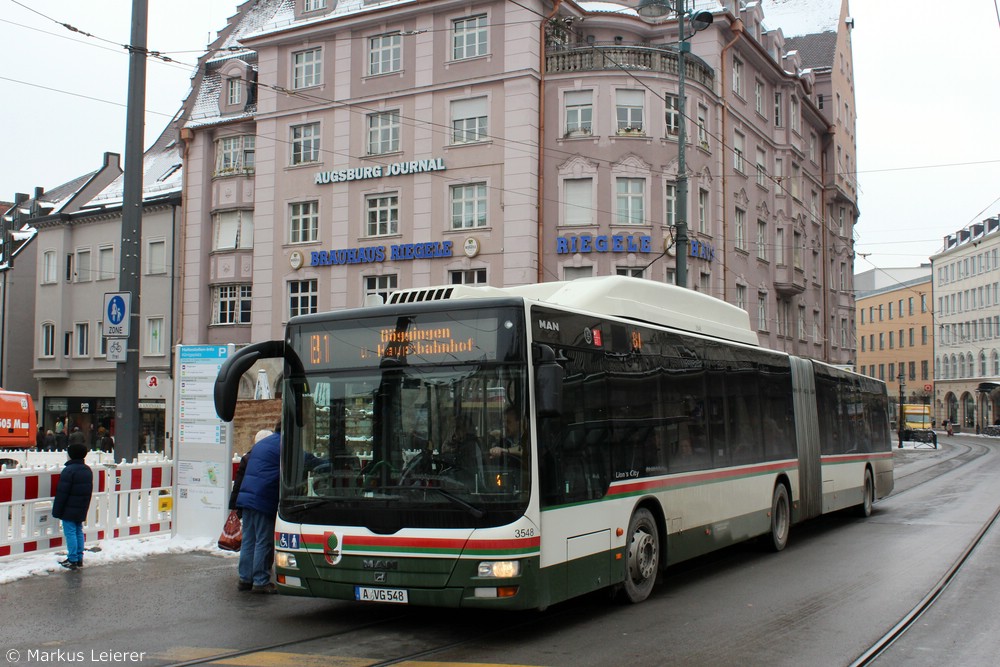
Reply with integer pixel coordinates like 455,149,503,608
106,338,127,363
104,292,131,338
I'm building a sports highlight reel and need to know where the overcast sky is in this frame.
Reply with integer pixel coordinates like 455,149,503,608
1,0,998,272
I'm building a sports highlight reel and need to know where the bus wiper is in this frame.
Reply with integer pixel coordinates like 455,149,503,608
433,488,485,519
283,499,327,517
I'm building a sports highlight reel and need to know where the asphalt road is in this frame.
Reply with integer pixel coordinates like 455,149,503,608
2,435,998,667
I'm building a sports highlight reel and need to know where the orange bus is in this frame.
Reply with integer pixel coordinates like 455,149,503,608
0,390,37,448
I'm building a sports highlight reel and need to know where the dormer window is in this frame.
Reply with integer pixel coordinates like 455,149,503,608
227,78,242,106
304,0,326,10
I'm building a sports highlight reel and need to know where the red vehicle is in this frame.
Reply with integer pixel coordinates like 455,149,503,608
0,390,37,448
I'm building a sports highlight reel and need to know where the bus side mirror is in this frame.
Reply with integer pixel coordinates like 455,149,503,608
533,344,564,417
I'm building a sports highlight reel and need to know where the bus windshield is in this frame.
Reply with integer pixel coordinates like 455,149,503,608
281,307,529,532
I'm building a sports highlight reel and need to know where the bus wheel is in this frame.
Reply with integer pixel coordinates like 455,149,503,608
855,469,874,518
621,508,659,603
767,484,790,552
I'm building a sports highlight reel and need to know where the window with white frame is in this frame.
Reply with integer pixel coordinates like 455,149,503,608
452,15,487,60
215,135,255,174
289,279,318,318
754,80,764,116
564,266,594,280
227,77,242,105
775,227,785,265
451,183,487,229
732,56,744,96
757,219,767,260
774,157,783,194
665,182,677,227
147,239,166,275
735,208,747,251
75,249,91,282
41,322,55,357
304,0,326,10
615,177,644,225
366,193,399,237
42,250,57,284
793,230,803,269
790,95,800,132
293,48,322,89
291,123,320,165
798,306,806,340
665,93,680,136
146,317,164,356
697,104,708,147
564,178,593,226
733,131,745,173
735,284,746,310
756,147,767,187
364,274,397,304
98,246,114,280
213,284,252,325
757,293,768,331
451,97,487,144
698,189,708,233
213,210,254,250
790,163,801,199
367,111,400,155
289,201,319,243
616,266,644,278
808,133,816,162
615,89,644,133
564,90,593,135
450,268,487,285
74,322,89,357
774,92,783,127
699,272,712,292
369,33,401,76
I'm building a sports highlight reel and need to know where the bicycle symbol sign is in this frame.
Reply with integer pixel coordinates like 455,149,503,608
103,292,131,338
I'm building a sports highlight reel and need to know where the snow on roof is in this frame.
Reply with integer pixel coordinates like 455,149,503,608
575,1,727,17
761,0,841,37
86,131,183,207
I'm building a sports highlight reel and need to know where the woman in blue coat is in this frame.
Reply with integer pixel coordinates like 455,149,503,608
52,443,93,569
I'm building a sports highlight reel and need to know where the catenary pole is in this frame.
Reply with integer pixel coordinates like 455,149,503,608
114,0,147,463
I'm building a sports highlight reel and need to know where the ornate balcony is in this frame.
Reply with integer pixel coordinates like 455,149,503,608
774,263,807,296
545,43,714,87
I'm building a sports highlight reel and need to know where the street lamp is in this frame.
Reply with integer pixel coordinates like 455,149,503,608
633,1,713,288
897,370,905,449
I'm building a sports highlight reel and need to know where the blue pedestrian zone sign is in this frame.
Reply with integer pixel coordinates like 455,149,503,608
103,292,131,338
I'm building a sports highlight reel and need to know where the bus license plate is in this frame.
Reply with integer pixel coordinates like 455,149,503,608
355,586,408,604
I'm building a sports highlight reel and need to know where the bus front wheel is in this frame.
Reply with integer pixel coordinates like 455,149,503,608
620,507,659,603
767,484,790,552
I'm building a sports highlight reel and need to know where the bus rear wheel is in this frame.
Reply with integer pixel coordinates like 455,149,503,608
620,507,659,603
855,468,874,518
767,484,790,552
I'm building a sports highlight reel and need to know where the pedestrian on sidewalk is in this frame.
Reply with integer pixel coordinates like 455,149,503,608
52,443,93,570
235,428,281,594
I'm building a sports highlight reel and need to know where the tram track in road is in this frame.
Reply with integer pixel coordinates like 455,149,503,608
849,499,1000,667
888,439,992,495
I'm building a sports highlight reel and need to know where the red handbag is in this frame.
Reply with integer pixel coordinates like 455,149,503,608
217,510,242,551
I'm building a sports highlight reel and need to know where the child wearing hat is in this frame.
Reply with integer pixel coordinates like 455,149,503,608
52,443,93,570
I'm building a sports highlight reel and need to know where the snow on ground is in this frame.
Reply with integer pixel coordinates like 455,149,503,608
0,535,234,585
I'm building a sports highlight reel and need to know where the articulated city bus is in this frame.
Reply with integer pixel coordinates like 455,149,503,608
214,276,893,609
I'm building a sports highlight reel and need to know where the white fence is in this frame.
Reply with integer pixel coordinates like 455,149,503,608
1,455,173,559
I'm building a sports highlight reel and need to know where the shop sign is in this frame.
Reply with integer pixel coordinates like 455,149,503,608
690,239,716,262
556,234,653,255
314,157,446,185
309,241,454,267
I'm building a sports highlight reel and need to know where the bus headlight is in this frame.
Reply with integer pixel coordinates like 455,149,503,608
275,552,297,569
478,560,520,578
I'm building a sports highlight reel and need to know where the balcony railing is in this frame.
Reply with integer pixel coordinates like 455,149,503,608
545,43,714,87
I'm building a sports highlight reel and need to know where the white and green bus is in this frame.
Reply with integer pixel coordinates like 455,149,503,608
214,276,893,609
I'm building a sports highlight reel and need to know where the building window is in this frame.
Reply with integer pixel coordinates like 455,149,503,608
790,95,800,133
292,48,322,89
732,56,743,96
775,227,785,265
369,33,401,76
98,324,107,356
616,89,644,133
756,148,767,187
73,249,91,283
697,104,708,147
757,219,767,260
565,266,593,280
565,90,593,135
213,210,253,250
798,306,806,340
665,182,677,227
291,123,320,165
364,274,397,304
97,246,114,280
564,178,593,226
665,93,680,136
698,189,709,233
757,293,768,331
288,279,318,318
616,267,644,278
451,268,487,285
366,193,399,237
452,15,488,60
774,92,783,127
754,80,764,116
213,285,252,325
74,322,89,357
734,208,747,251
451,183,487,229
42,250,57,284
615,177,644,225
451,97,488,144
41,323,55,357
216,135,255,174
733,131,746,173
146,317,164,356
367,111,400,155
289,201,320,244
146,240,166,275
735,284,746,310
226,78,242,105
304,0,326,11
793,231,802,269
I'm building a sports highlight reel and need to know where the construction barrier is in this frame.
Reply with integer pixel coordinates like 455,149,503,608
0,456,173,559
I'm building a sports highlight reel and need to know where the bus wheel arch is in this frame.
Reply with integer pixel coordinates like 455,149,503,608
618,502,662,604
767,479,791,552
